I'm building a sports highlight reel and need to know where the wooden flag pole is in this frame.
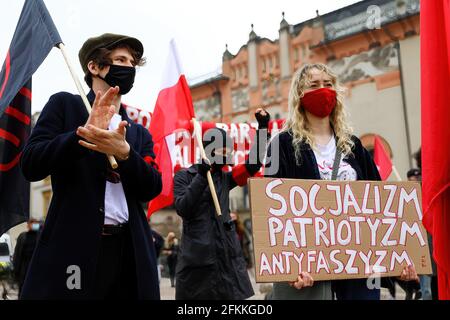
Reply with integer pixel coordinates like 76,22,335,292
392,165,402,181
192,118,222,216
57,43,118,169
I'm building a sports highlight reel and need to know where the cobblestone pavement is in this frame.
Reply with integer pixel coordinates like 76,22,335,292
160,271,406,300
1,274,406,300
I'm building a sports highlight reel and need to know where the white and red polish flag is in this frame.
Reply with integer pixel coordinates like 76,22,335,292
147,40,195,218
373,135,392,181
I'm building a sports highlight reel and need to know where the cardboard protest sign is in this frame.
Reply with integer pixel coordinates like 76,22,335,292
248,178,433,282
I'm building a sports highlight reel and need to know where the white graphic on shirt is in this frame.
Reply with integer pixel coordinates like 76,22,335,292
316,157,357,181
313,136,357,182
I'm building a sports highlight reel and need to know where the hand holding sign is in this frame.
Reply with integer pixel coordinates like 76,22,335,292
289,272,314,290
197,158,212,177
398,264,419,283
287,265,418,291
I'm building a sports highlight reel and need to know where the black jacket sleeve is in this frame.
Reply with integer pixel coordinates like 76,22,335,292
264,133,287,178
173,169,209,220
352,136,382,181
151,230,164,258
20,94,90,181
245,128,271,175
118,128,162,202
230,129,271,187
362,147,382,181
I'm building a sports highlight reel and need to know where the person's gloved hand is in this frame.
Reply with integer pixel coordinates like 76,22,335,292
198,158,211,178
255,108,271,129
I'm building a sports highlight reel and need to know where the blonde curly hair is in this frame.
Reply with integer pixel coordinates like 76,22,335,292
283,63,354,164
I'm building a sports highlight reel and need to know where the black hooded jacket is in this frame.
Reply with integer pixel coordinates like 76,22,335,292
173,129,269,300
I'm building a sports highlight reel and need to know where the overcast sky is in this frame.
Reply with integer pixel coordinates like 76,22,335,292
0,0,359,113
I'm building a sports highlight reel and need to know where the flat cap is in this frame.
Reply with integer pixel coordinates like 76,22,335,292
79,33,144,73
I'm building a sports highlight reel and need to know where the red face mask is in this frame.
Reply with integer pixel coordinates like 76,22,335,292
300,88,337,118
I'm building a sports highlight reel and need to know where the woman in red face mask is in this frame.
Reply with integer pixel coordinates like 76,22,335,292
264,63,419,300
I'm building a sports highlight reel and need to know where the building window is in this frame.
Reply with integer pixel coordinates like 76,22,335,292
193,94,222,121
231,87,250,112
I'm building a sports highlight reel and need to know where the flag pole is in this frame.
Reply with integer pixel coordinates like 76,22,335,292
192,118,222,216
392,165,402,181
57,43,118,169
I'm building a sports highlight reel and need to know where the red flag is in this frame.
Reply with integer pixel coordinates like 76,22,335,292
373,135,392,181
147,40,195,218
421,0,450,300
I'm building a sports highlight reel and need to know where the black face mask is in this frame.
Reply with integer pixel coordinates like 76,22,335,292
209,151,233,171
99,64,136,95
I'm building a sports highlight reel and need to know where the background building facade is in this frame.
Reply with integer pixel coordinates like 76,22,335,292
188,0,421,223
190,0,420,174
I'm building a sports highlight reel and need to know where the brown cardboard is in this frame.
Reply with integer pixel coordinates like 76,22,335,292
248,178,433,283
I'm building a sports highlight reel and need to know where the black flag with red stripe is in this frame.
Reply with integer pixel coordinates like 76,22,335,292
0,81,31,235
0,0,62,235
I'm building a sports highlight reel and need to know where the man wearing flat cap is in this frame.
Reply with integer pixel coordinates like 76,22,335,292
19,33,163,299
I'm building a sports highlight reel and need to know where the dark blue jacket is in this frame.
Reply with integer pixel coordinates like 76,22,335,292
19,91,162,300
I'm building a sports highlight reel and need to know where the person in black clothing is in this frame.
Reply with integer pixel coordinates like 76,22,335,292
230,212,253,269
13,219,40,296
151,229,164,284
151,229,164,259
173,108,270,300
162,232,179,287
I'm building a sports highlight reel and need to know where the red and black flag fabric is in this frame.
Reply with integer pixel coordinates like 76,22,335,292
0,0,62,235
